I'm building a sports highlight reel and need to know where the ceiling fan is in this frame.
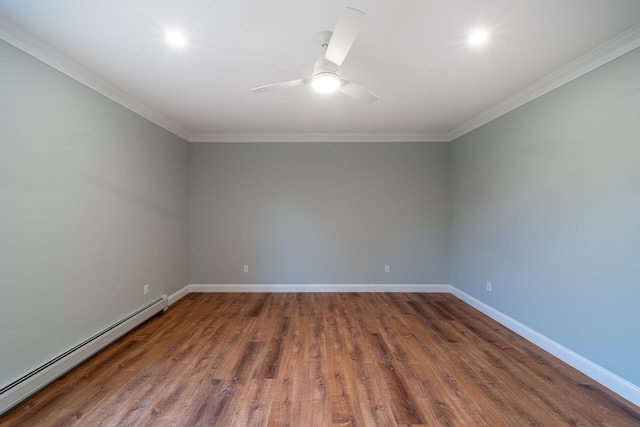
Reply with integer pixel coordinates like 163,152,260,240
251,7,378,103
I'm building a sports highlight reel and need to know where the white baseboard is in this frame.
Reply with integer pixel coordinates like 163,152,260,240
449,286,640,407
168,285,190,305
188,283,451,293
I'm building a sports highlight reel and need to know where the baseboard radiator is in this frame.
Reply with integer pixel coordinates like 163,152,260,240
0,294,168,416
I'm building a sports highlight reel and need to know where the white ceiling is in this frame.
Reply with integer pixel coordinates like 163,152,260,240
1,1,640,142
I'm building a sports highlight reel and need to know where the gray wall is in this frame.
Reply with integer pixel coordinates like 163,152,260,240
189,142,450,284
450,47,640,385
0,40,189,388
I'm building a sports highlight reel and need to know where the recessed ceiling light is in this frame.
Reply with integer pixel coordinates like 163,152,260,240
165,29,188,49
467,28,490,47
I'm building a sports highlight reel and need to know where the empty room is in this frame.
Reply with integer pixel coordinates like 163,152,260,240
1,1,639,425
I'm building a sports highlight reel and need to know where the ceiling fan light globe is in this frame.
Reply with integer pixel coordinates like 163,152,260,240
311,73,341,93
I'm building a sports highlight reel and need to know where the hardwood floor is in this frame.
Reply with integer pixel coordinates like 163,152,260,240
2,292,639,426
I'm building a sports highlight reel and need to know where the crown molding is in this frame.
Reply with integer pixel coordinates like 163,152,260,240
188,132,449,143
0,15,190,142
3,12,639,145
449,23,640,141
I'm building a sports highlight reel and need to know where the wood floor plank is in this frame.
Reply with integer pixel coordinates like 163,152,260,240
2,292,639,426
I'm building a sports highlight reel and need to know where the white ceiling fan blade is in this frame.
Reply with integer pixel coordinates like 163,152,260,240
338,79,379,103
251,78,310,93
324,7,364,67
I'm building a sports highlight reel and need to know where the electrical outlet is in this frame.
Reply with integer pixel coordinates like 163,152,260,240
243,265,249,273
486,281,492,292
144,284,149,295
384,265,390,273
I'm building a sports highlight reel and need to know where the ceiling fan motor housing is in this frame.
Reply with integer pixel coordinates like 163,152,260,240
313,57,339,77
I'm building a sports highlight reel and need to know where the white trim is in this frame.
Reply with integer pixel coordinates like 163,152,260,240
449,286,640,407
0,15,190,142
168,285,190,306
449,23,640,141
0,296,166,416
188,283,451,293
188,133,448,143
